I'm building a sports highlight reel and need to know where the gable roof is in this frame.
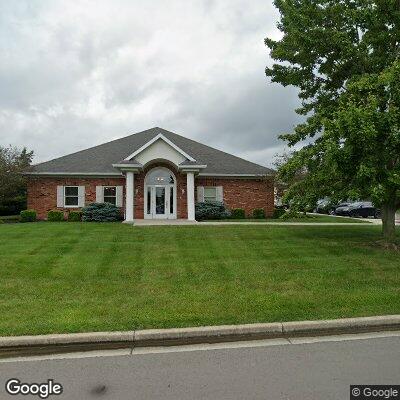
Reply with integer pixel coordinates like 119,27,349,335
29,127,274,176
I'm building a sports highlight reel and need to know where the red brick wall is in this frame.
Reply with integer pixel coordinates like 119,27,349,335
27,177,126,220
195,177,274,217
27,172,274,220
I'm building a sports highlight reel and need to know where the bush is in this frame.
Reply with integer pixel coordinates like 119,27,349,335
252,208,265,219
195,202,231,221
279,210,309,220
68,211,82,222
231,208,245,219
47,210,64,222
0,195,27,216
0,219,4,224
20,209,36,222
272,207,286,219
82,202,122,222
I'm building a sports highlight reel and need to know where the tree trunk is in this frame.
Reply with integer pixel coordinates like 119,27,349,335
381,201,397,243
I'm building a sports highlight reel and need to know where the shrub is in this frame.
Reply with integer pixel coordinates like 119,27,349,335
20,209,36,222
0,219,4,224
47,210,64,222
195,202,231,221
231,208,246,219
0,195,27,216
279,210,309,220
252,208,265,219
68,211,82,222
82,202,122,222
272,207,286,219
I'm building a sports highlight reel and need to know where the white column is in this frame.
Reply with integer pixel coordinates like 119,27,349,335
124,171,134,223
186,171,195,221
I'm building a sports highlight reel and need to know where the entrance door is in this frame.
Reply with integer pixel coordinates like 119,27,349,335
145,185,176,219
144,167,177,219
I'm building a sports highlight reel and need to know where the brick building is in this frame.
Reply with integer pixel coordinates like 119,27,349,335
26,128,274,221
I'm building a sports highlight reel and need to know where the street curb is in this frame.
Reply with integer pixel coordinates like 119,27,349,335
0,315,399,358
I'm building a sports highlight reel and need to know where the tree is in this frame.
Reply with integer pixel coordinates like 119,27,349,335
0,146,34,215
265,0,400,242
273,151,312,212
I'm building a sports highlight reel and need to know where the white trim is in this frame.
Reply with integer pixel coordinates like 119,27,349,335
125,172,134,222
198,173,271,178
64,186,80,208
78,186,85,207
144,167,177,219
96,186,103,203
56,186,64,207
116,186,123,207
25,172,123,177
111,163,143,169
124,133,196,162
197,186,204,203
186,172,195,221
179,164,207,170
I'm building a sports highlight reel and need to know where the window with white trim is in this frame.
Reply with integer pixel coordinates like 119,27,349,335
103,186,117,205
204,187,217,202
64,186,79,207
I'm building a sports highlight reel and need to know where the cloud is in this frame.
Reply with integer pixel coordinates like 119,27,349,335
0,0,302,167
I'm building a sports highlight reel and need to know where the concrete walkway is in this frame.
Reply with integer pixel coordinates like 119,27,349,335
134,219,372,226
132,214,400,227
134,219,199,226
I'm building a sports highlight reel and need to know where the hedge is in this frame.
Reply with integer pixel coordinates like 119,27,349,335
20,209,37,222
230,208,245,219
47,210,64,222
252,208,265,219
68,211,82,222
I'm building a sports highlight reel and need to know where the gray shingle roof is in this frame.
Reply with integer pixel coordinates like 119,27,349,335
30,127,274,176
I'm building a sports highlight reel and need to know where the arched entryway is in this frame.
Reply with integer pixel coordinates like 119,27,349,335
144,167,177,219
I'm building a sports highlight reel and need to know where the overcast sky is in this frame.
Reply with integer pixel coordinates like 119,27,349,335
0,0,302,167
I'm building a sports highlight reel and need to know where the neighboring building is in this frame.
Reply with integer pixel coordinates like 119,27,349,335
26,127,275,221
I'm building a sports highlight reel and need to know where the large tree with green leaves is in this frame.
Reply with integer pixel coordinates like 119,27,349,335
265,0,400,242
0,146,34,215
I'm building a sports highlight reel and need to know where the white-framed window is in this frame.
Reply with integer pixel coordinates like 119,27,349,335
64,186,79,207
103,186,117,205
204,187,217,202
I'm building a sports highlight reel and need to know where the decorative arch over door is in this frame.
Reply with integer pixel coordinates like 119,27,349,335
144,167,177,219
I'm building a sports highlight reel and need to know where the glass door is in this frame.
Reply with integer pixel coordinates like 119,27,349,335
145,185,175,219
155,186,166,218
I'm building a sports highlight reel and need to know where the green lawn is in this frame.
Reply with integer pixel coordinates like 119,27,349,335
204,215,369,223
0,223,398,336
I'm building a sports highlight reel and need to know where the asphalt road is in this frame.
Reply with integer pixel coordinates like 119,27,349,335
0,331,399,400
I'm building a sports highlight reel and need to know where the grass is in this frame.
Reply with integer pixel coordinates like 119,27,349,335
205,215,369,223
0,222,398,336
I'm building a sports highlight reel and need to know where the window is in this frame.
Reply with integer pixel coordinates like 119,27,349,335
64,186,79,207
204,187,217,202
103,186,117,205
145,168,175,185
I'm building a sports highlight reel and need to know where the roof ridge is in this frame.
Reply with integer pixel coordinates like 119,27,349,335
158,128,274,172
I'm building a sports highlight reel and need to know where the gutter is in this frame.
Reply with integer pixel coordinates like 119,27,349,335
0,315,399,358
23,172,123,177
